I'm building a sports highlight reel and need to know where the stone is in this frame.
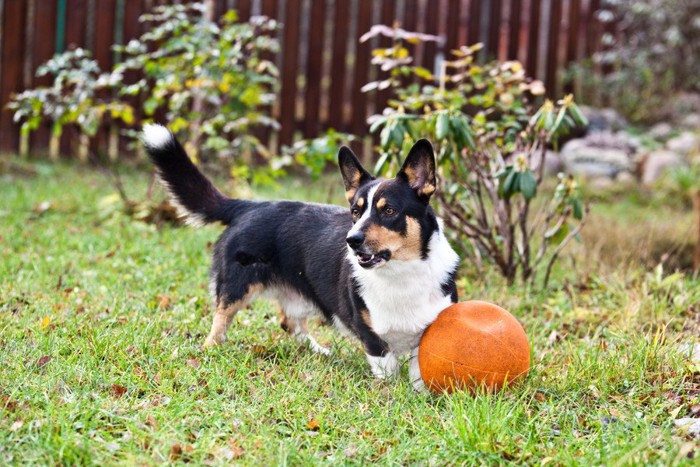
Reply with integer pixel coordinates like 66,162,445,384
649,122,674,140
560,131,637,179
530,150,563,177
674,418,700,439
580,106,628,132
640,150,687,185
680,113,700,131
666,132,700,157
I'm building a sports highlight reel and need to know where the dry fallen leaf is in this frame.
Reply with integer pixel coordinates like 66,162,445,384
306,418,321,431
187,358,201,370
111,384,127,399
146,414,158,430
37,356,52,368
158,295,171,309
10,420,23,431
169,444,183,461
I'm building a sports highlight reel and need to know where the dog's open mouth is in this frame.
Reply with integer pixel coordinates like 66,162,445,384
356,251,390,269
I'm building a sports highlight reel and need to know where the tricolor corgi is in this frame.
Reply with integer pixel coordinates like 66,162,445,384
142,124,459,389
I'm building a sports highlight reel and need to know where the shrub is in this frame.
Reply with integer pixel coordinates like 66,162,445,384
9,2,282,184
362,25,588,286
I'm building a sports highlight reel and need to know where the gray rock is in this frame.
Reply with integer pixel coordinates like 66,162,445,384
666,132,700,157
674,418,700,439
561,131,637,179
680,113,700,131
580,106,628,132
641,150,687,185
649,122,674,140
531,150,563,177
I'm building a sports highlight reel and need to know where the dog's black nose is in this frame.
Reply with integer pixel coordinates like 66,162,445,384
346,232,365,249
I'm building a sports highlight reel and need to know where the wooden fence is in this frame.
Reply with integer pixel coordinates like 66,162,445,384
0,0,608,158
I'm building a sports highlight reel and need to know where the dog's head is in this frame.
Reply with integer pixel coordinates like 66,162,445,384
338,140,440,269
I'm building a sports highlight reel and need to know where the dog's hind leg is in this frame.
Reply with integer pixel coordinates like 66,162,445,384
281,314,331,355
204,283,264,348
276,288,330,355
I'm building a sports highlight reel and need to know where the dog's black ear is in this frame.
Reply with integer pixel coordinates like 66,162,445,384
338,146,373,203
397,139,436,199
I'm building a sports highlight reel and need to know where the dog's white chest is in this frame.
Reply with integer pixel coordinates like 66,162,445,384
351,231,459,355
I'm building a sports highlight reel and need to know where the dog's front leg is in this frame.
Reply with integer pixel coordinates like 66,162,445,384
409,346,427,392
367,352,399,379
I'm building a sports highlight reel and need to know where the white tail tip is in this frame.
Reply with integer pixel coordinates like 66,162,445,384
142,123,172,149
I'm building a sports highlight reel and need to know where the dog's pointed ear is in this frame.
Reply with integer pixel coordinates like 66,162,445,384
338,146,373,203
397,139,436,199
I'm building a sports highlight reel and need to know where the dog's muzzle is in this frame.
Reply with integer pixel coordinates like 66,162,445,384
346,232,390,269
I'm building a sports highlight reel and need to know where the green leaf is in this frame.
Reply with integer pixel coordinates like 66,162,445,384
518,170,537,200
435,113,449,140
369,116,389,134
374,151,391,174
380,124,393,149
570,198,584,220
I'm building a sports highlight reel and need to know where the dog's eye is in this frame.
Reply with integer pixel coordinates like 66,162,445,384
383,207,397,216
351,207,360,218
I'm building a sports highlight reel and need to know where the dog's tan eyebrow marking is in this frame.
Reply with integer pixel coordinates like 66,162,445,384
376,197,387,210
356,197,365,208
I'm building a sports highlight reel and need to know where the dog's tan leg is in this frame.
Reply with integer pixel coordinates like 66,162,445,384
204,284,263,348
204,301,241,347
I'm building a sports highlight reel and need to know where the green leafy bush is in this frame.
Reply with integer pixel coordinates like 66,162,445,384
9,49,134,160
9,2,281,182
362,25,587,286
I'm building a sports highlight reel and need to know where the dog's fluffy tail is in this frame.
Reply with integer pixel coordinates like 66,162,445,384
141,124,241,226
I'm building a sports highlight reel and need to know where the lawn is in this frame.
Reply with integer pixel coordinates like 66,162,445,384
1,156,699,464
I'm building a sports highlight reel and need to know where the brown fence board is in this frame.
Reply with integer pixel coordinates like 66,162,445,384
328,0,350,130
0,0,27,152
279,0,301,145
350,0,372,136
303,0,327,138
29,0,58,154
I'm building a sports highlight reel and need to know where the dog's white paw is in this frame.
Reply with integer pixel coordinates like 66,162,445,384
367,352,399,379
409,347,427,392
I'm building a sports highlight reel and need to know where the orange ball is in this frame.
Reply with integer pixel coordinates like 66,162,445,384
418,301,530,393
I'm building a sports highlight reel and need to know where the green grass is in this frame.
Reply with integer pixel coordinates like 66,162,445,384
1,157,699,465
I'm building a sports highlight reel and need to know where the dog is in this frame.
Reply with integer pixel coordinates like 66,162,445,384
141,124,459,389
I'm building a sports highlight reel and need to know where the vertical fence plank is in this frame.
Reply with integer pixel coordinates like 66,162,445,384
29,0,58,155
303,0,326,137
236,0,252,21
564,0,581,94
328,0,350,131
65,0,88,49
374,0,395,113
467,0,481,46
487,0,502,59
279,0,301,145
0,1,28,153
507,0,522,61
525,0,540,79
421,0,439,72
350,0,372,137
445,0,461,57
545,0,562,96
